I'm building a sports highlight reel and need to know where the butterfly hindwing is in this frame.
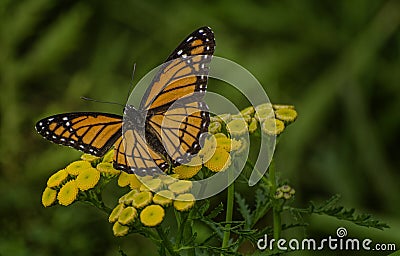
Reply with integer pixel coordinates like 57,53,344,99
113,129,168,174
35,113,122,156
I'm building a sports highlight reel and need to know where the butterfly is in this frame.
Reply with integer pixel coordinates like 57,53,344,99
35,27,215,176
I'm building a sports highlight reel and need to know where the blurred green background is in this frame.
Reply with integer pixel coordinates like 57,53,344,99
1,0,399,255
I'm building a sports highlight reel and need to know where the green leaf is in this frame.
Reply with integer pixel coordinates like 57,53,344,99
307,195,389,230
235,192,252,228
206,202,224,219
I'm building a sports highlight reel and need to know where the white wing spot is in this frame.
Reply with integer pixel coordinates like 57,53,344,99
48,118,54,122
186,36,193,42
198,29,204,33
181,54,187,58
66,122,71,126
62,117,68,121
177,49,183,55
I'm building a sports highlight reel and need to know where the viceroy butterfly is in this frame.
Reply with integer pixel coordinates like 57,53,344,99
35,27,215,176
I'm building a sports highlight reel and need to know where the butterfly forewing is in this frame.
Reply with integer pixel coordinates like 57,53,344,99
35,113,122,156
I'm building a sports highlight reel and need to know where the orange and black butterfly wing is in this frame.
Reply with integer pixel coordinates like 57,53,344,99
139,26,215,110
35,112,122,156
139,27,215,166
113,129,168,175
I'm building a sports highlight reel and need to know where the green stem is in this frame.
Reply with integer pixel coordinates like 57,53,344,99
269,160,281,241
221,179,234,255
156,226,179,256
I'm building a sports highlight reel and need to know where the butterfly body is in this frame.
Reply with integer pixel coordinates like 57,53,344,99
36,26,215,175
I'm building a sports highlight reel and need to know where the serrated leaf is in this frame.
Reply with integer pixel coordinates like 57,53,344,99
235,192,252,228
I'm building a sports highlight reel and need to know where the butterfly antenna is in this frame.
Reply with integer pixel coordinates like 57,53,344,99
125,62,137,103
81,96,125,108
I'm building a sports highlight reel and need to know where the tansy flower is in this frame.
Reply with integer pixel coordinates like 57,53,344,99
236,138,248,155
42,187,57,207
76,167,100,191
240,106,255,116
248,118,258,133
112,222,129,237
80,153,99,162
57,180,79,206
118,172,141,189
214,133,227,139
216,137,232,151
272,104,295,110
261,119,285,135
118,206,138,225
208,122,222,134
153,190,174,206
168,180,192,194
210,115,222,123
218,113,232,124
232,114,251,123
204,148,231,172
198,136,217,162
159,174,179,185
131,191,152,208
121,189,140,205
109,203,125,223
140,205,165,227
172,164,202,179
274,108,298,124
255,103,274,122
66,160,92,176
226,119,248,136
274,190,284,199
102,149,114,163
173,193,195,211
47,169,68,188
97,162,120,177
140,178,162,192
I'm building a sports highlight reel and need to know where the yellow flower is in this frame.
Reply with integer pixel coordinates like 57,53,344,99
118,207,138,225
216,136,234,152
226,119,248,136
213,133,227,139
66,160,92,176
42,187,57,207
218,113,232,124
120,189,139,205
153,190,174,206
109,203,125,223
274,108,298,124
198,136,217,162
172,164,202,179
204,148,231,172
230,139,242,152
57,180,79,206
261,118,285,135
97,162,120,177
140,205,165,227
140,178,162,192
248,118,258,133
272,104,295,110
255,103,274,122
80,153,99,162
159,174,178,185
117,171,141,188
47,169,68,188
168,180,192,194
102,149,114,163
131,191,153,208
173,193,195,211
76,167,100,191
208,121,222,134
235,138,248,155
112,222,129,237
232,114,251,123
240,106,255,116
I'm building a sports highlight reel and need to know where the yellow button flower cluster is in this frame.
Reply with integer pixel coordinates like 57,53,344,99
41,150,120,207
109,174,197,236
